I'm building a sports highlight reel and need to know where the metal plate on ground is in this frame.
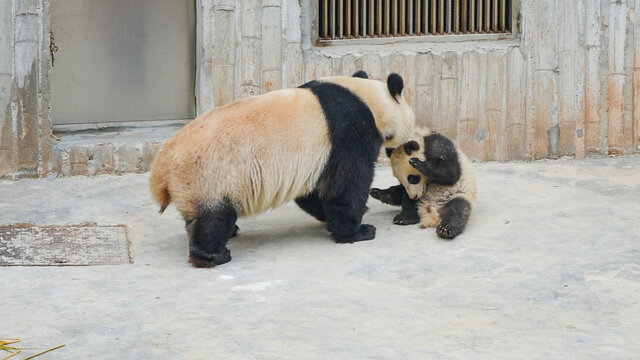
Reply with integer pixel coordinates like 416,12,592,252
0,224,130,266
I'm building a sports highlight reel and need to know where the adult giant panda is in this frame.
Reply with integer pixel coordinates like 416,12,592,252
370,127,477,239
150,72,415,267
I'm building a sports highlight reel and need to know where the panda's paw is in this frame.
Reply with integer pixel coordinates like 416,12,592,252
231,224,239,238
357,224,376,241
369,188,392,203
334,224,376,243
409,158,427,171
436,223,462,239
189,248,232,268
393,213,420,225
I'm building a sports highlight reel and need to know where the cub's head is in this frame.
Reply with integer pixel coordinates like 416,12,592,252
388,127,432,200
319,72,416,148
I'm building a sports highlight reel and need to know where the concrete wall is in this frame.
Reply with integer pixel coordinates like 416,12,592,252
1,0,639,178
206,0,640,161
0,0,52,178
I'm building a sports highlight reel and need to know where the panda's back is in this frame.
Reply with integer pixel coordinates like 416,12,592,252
153,88,332,218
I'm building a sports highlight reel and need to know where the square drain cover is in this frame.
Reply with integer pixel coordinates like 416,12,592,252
0,224,130,266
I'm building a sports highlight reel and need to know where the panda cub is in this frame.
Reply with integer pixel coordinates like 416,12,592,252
370,127,477,239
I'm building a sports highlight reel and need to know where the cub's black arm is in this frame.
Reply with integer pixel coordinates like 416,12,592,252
370,184,420,225
409,157,461,186
369,184,405,206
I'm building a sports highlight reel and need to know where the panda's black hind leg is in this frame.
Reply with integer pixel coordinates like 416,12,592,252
295,191,326,222
187,198,238,267
436,197,472,239
187,219,238,236
324,192,376,244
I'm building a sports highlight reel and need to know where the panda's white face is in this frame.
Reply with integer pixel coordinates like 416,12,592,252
400,171,427,200
390,142,428,200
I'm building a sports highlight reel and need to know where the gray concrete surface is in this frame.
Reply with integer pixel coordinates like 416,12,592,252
1,156,639,359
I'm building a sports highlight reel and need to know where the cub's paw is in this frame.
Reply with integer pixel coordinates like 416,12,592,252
189,248,232,268
393,213,420,225
369,188,394,204
436,223,463,239
334,224,376,243
409,158,426,169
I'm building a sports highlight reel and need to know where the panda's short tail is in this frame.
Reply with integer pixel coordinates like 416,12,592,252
149,172,171,214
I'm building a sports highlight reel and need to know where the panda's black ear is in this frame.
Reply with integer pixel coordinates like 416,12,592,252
352,70,368,79
387,73,404,102
403,141,420,155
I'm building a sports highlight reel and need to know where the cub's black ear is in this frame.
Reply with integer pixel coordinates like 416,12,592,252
352,71,368,79
387,73,404,102
385,147,394,158
403,140,420,155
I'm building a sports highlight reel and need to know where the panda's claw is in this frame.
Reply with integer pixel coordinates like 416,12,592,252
369,187,397,205
436,223,460,239
393,212,420,225
369,188,385,200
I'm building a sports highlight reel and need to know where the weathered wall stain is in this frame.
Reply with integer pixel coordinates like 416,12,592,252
1,0,52,178
547,124,560,157
205,0,640,162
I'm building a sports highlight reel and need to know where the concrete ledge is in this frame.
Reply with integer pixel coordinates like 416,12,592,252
52,123,183,177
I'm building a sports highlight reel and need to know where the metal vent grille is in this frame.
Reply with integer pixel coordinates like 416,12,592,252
318,0,513,41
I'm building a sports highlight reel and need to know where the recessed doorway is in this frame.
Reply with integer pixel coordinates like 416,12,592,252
50,0,196,127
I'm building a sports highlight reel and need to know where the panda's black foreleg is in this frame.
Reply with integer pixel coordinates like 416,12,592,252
369,184,405,206
324,191,376,244
295,191,326,222
436,197,472,239
186,198,238,267
393,192,420,225
369,185,420,225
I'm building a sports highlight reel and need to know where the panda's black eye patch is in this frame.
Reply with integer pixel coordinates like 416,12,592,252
407,174,421,184
385,147,394,158
403,141,420,155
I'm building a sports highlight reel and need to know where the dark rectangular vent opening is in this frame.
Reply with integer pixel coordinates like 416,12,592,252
319,0,513,41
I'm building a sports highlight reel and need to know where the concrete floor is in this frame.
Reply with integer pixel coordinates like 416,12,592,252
1,156,639,359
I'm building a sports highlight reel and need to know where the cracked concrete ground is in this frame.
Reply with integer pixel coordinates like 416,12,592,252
1,155,639,359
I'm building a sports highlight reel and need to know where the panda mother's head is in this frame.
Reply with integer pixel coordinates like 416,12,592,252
390,139,428,200
320,72,416,149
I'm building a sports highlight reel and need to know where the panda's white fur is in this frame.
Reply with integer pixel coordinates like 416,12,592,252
150,75,414,219
387,127,477,235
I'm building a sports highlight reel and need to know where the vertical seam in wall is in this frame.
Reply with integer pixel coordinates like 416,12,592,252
38,0,50,176
500,50,508,161
10,0,18,173
234,0,241,100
